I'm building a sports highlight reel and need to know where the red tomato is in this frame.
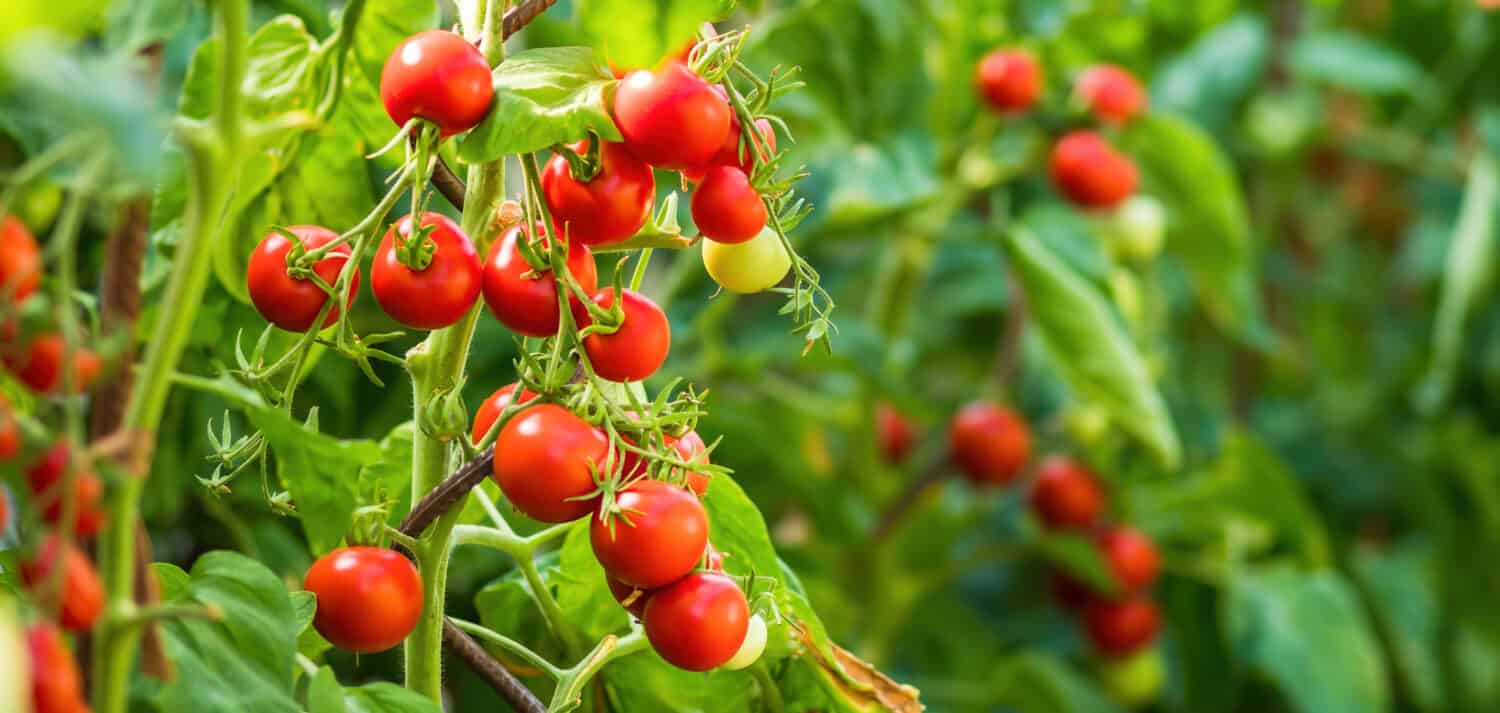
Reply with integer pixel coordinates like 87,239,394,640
0,490,8,532
975,48,1043,113
26,443,107,539
875,403,918,465
1097,525,1161,594
691,166,767,244
1050,131,1137,210
542,141,656,247
493,404,611,522
1075,64,1147,124
948,401,1031,486
0,396,20,461
577,288,671,382
246,226,359,332
3,334,102,395
592,480,709,589
644,572,750,671
304,546,423,653
482,223,598,337
1029,455,1105,530
21,535,105,631
27,623,90,713
683,114,778,182
372,212,482,329
0,215,42,306
472,383,539,444
613,63,732,169
380,30,494,137
608,575,652,618
1082,597,1161,657
668,430,712,495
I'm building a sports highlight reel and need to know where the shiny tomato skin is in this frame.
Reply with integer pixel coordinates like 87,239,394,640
0,215,42,306
948,401,1031,486
304,546,423,653
4,334,102,395
1083,597,1161,657
247,226,359,332
481,223,598,337
1076,64,1147,123
875,403,918,465
22,535,105,632
26,443,107,538
27,623,91,713
643,572,750,671
380,30,494,137
613,63,732,169
1050,131,1137,210
372,212,482,329
1029,455,1105,530
493,404,611,523
1098,525,1161,594
591,479,709,589
0,396,20,461
542,141,655,247
975,48,1042,113
471,383,539,444
691,166,767,244
577,288,671,382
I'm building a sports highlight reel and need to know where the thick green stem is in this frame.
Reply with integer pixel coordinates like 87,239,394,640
92,2,249,711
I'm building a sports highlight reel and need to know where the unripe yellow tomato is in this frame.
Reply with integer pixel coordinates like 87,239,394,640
702,228,791,294
1098,647,1165,707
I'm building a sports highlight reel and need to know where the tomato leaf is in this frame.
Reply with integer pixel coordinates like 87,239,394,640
1004,227,1181,469
308,666,442,713
1289,31,1426,96
1119,112,1268,345
573,0,731,72
458,46,622,163
1352,539,1444,711
989,653,1127,713
1151,13,1270,131
247,407,382,555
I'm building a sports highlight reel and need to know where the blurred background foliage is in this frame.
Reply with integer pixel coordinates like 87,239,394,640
3,0,1500,711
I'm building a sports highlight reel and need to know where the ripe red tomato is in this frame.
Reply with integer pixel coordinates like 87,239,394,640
1,215,42,307
1082,597,1161,657
247,226,359,332
542,141,656,247
472,383,539,444
613,63,732,169
21,535,105,631
592,480,709,589
668,430,712,495
683,114,777,182
1097,525,1161,594
1075,64,1147,124
975,48,1042,113
493,404,611,522
482,223,599,337
26,443,107,538
691,166,767,244
577,288,671,382
1050,131,1138,210
304,546,423,653
608,575,652,618
3,334,102,395
0,490,8,532
1029,455,1105,530
380,30,494,137
372,212,482,329
27,622,90,713
643,572,750,671
0,396,20,461
875,403,918,465
948,401,1031,486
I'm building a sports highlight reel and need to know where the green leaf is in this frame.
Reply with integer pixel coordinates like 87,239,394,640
308,666,443,713
573,0,731,71
290,591,318,635
1226,565,1389,713
1416,151,1498,413
1032,531,1118,596
1003,227,1180,469
1290,31,1425,96
154,552,302,713
104,0,190,54
1151,13,1269,131
989,653,1127,713
458,46,622,162
0,599,26,713
810,133,942,230
1120,112,1267,344
247,407,382,554
1352,539,1444,711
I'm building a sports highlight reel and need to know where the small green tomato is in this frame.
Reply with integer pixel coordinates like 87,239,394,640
723,613,767,671
1107,196,1165,263
1062,404,1110,447
1098,646,1165,707
702,228,791,294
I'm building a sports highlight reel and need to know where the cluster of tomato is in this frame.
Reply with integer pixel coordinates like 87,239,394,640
878,402,1164,659
1,216,108,713
268,31,772,673
975,48,1147,211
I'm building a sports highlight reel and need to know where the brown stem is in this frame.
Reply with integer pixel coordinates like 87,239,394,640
870,459,950,544
398,446,495,538
443,619,549,713
431,158,467,211
502,0,559,39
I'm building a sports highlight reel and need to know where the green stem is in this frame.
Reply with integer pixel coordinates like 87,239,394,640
752,662,786,713
403,2,509,698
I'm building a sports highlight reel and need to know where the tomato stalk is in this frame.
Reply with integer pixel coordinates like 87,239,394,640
92,1,251,710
